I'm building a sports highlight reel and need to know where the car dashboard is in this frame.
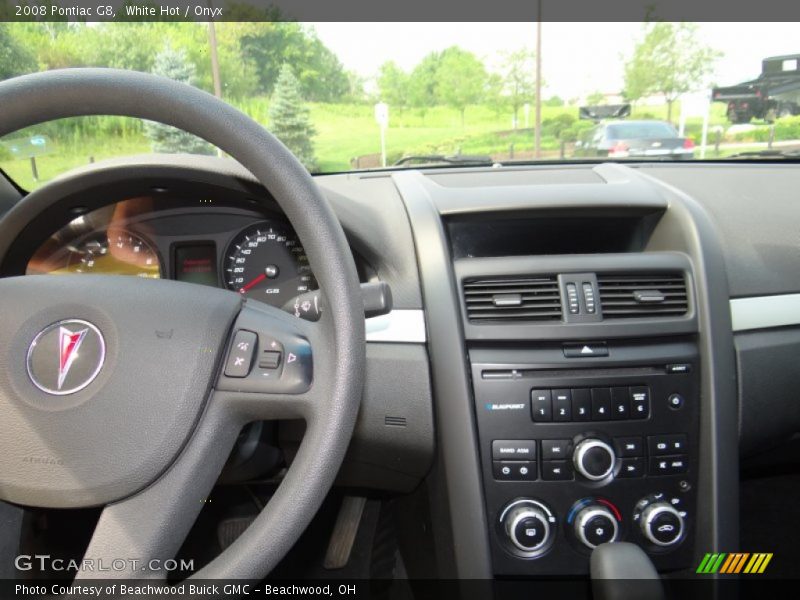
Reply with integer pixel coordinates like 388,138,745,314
1,154,799,583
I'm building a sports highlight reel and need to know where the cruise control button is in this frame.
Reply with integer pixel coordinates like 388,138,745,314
492,440,536,460
531,389,552,422
618,457,644,478
542,460,573,481
224,330,257,378
493,461,537,481
541,439,571,460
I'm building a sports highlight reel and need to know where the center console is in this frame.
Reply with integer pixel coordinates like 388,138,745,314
452,213,702,577
393,164,738,582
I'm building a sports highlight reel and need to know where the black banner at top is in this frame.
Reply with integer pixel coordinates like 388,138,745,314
1,0,800,22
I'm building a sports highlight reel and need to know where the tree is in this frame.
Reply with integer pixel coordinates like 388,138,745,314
586,90,606,105
377,61,409,108
144,44,215,155
240,23,349,101
497,49,537,128
623,22,721,122
0,24,36,80
268,64,317,171
408,52,441,123
436,47,488,126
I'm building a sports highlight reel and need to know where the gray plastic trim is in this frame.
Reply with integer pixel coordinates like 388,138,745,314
365,309,426,343
730,294,800,332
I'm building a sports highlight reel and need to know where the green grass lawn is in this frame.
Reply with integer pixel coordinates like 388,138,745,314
0,100,769,190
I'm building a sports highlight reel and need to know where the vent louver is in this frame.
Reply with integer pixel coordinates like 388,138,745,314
598,273,688,318
464,277,562,322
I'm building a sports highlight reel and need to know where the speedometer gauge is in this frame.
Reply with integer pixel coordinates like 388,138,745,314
224,222,316,306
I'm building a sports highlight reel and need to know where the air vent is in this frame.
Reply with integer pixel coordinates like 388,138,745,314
598,273,688,318
464,277,562,322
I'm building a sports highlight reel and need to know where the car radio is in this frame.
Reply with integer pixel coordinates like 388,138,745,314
470,340,699,576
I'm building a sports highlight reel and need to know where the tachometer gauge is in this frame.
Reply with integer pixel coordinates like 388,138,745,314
224,222,316,306
63,230,161,278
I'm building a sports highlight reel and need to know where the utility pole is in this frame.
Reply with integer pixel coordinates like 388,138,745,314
534,0,543,159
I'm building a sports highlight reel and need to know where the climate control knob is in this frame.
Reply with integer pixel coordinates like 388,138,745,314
640,502,685,547
573,438,616,481
499,499,556,557
573,504,620,549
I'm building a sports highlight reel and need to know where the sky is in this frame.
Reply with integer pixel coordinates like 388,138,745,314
310,22,799,101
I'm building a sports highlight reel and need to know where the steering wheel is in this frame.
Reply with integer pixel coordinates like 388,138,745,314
0,70,365,579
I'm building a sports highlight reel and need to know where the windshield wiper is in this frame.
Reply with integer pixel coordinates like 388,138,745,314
393,154,496,167
725,148,800,159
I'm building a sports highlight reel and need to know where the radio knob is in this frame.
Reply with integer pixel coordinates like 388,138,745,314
503,504,552,553
640,502,685,547
573,439,616,481
574,504,619,549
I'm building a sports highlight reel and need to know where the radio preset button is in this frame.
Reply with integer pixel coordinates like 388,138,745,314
531,389,553,422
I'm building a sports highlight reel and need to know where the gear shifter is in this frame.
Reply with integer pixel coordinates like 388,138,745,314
590,543,665,600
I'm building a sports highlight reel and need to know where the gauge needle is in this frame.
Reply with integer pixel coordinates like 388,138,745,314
239,273,267,293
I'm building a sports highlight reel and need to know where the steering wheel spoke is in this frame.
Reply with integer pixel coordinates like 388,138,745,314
77,399,243,580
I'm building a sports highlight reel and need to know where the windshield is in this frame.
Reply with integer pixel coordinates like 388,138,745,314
1,21,799,188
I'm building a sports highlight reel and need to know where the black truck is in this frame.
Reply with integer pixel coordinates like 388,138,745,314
713,54,800,123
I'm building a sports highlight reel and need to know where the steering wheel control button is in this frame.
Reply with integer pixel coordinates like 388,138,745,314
574,505,619,549
224,330,257,378
574,439,616,481
26,319,106,395
630,386,651,419
493,461,537,481
640,502,685,547
492,440,536,460
531,389,553,422
500,500,556,557
667,393,685,410
258,351,282,369
541,460,573,481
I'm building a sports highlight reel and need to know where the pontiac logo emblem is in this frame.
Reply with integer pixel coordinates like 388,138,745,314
27,319,105,395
